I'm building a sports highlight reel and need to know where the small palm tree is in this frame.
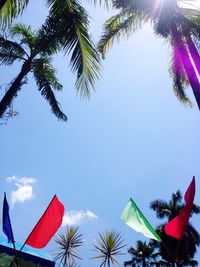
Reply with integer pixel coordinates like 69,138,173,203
150,191,200,266
124,241,167,267
0,3,100,121
54,226,83,267
98,0,200,109
0,24,67,121
92,230,126,267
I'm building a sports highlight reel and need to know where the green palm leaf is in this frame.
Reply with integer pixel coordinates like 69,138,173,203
32,57,67,121
45,0,101,96
33,26,62,56
98,11,146,58
10,24,36,51
168,32,193,106
0,0,29,29
0,35,26,65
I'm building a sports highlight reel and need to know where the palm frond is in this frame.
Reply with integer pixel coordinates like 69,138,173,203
171,190,182,204
125,241,159,267
44,0,101,96
83,0,112,10
124,260,137,267
0,0,29,29
10,24,36,51
33,18,63,56
170,42,192,105
179,2,200,20
33,57,63,90
182,258,198,266
127,247,136,256
150,200,170,219
54,226,83,267
191,204,200,215
172,74,191,105
0,35,26,65
98,11,146,58
32,57,67,121
186,223,200,246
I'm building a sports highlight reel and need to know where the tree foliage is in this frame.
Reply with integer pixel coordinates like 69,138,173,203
124,240,167,267
98,0,200,108
0,0,101,121
150,190,200,265
0,24,67,121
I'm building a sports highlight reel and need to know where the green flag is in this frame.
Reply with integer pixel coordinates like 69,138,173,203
120,198,161,242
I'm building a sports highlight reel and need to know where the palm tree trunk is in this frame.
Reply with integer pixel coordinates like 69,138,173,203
0,59,32,119
171,23,200,110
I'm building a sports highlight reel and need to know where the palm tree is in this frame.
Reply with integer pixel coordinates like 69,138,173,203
0,23,67,121
54,226,83,267
98,0,200,109
124,241,167,267
0,0,100,121
92,230,126,267
150,191,200,266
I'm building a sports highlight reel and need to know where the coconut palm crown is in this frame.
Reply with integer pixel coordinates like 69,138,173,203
124,240,167,267
0,0,101,121
0,23,68,121
98,0,200,109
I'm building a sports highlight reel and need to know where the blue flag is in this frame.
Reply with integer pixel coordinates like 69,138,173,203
3,193,14,244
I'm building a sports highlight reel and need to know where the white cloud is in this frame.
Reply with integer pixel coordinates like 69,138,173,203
62,210,98,226
6,176,37,207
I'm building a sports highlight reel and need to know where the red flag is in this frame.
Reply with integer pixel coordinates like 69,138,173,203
25,195,64,248
164,177,195,240
165,206,190,239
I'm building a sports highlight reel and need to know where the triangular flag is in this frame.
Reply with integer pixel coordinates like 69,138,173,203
184,176,195,207
165,206,190,240
2,193,15,244
165,177,195,240
25,195,64,248
120,198,161,242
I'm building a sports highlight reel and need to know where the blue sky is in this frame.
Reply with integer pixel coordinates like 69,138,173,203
1,0,200,266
